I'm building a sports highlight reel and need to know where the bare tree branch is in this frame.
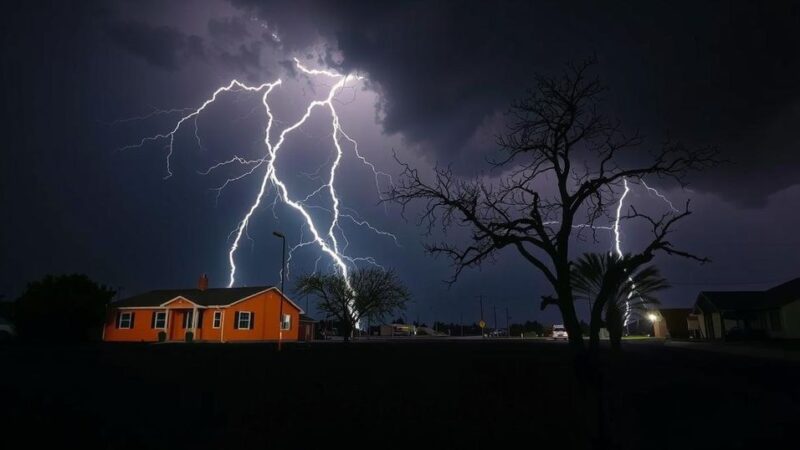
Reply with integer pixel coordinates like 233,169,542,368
384,58,718,351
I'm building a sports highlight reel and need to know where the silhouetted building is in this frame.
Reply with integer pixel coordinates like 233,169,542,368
299,314,317,341
379,323,415,336
690,278,800,340
650,308,692,339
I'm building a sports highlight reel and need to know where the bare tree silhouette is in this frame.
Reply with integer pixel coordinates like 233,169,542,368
295,268,410,341
387,57,717,353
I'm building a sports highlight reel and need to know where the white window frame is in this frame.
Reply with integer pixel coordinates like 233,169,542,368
281,313,291,331
153,311,166,329
213,311,222,329
183,311,194,329
238,311,251,329
119,312,133,329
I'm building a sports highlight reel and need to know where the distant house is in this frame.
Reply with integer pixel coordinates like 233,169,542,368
379,323,415,336
298,314,317,342
690,278,800,340
650,308,692,339
103,275,304,343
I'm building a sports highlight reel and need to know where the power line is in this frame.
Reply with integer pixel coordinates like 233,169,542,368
669,280,786,286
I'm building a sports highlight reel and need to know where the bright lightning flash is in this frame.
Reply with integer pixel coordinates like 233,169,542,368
122,59,397,301
611,178,679,326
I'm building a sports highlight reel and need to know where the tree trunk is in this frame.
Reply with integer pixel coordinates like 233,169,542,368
589,291,610,352
342,320,353,343
606,302,623,351
588,305,603,352
557,286,585,353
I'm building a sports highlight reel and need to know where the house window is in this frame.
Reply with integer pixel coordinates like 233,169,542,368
213,311,222,329
769,310,782,331
118,312,133,329
237,311,252,329
183,311,194,328
281,313,291,331
152,311,166,329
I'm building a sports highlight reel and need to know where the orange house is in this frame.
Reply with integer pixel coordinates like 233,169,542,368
103,275,304,343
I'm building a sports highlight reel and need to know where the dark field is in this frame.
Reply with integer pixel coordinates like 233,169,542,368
1,339,798,449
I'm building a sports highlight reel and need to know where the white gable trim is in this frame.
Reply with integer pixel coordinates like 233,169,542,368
112,306,163,310
160,296,206,308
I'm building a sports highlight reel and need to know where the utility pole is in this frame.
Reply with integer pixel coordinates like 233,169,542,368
493,304,498,337
505,307,510,337
273,231,286,351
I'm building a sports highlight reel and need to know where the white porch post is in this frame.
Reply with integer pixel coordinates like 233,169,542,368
165,309,170,341
192,307,198,338
220,310,225,343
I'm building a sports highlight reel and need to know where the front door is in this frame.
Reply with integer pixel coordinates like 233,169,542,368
168,310,188,341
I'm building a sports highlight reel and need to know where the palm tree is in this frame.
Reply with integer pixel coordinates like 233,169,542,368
572,253,669,350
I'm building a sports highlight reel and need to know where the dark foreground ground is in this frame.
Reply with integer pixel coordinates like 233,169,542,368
1,339,798,449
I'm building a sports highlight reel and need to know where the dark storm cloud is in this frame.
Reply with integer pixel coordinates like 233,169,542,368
4,0,800,322
208,16,250,41
218,41,264,73
232,0,800,206
106,20,205,70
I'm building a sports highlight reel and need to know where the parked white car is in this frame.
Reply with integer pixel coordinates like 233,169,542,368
552,324,568,340
0,317,16,341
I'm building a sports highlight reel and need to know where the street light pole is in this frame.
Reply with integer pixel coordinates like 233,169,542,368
273,231,286,351
477,295,485,337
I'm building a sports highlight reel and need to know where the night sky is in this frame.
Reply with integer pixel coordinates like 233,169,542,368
3,1,800,326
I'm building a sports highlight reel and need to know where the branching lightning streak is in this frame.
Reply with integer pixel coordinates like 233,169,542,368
641,179,679,213
108,107,196,126
341,213,401,247
339,129,394,198
124,59,397,301
197,156,263,175
612,178,679,326
120,80,277,179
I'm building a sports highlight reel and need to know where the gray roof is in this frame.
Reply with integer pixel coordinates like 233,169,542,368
696,277,800,312
112,286,274,308
764,278,800,308
696,291,766,312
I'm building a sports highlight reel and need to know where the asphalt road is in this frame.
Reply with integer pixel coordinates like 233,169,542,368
0,339,797,449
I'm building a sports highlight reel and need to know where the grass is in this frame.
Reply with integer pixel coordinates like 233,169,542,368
0,339,797,449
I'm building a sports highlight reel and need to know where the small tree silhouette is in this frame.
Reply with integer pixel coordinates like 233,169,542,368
295,268,410,341
14,274,115,342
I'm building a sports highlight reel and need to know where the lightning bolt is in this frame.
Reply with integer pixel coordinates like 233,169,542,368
119,80,277,179
612,178,631,258
640,179,679,213
108,107,196,126
122,59,397,306
612,178,678,327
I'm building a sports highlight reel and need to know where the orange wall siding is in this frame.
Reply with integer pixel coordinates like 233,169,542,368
220,290,300,342
197,308,224,342
103,309,166,342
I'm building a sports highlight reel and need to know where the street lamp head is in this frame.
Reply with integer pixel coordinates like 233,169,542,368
647,313,658,322
272,231,285,239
